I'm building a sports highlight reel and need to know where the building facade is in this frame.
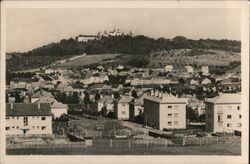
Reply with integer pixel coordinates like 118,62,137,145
144,94,187,130
205,93,241,133
6,103,52,135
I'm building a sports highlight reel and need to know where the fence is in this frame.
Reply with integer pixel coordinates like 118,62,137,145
7,142,86,150
7,136,241,150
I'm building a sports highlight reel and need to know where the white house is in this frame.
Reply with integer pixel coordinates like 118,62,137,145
51,101,68,118
6,103,52,135
114,95,132,120
97,95,114,113
129,95,147,122
31,89,54,103
201,78,211,85
164,65,174,72
185,66,194,74
205,93,241,133
144,93,187,130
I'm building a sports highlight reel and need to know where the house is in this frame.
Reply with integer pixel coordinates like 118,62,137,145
31,89,54,103
164,65,173,72
129,95,147,122
6,103,52,135
190,79,199,85
185,66,194,74
97,95,114,114
51,101,68,118
143,93,187,130
76,35,97,42
201,78,211,85
205,93,241,133
114,95,132,120
201,66,209,75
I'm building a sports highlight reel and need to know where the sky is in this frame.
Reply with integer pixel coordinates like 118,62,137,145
6,8,241,52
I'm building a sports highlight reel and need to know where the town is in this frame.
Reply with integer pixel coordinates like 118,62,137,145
5,29,242,155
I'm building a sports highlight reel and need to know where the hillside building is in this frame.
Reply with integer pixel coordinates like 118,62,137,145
143,93,187,130
205,93,241,133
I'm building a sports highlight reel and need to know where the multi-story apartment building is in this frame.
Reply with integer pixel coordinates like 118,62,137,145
6,103,52,135
143,93,187,130
205,93,241,133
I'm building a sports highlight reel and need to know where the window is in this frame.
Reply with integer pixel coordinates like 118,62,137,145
12,126,15,129
237,123,242,127
122,111,126,115
37,126,40,129
6,117,9,120
6,127,10,130
174,121,178,126
237,106,240,110
173,105,178,109
168,121,172,126
218,115,222,122
16,126,19,129
41,117,46,121
23,117,28,126
174,113,178,118
227,106,232,110
227,123,232,127
12,116,15,119
17,117,19,119
168,113,172,117
42,126,46,130
227,115,232,119
239,115,242,119
122,103,126,107
168,105,172,109
32,126,35,129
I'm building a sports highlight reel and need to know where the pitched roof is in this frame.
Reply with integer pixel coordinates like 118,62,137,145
51,101,68,108
118,95,132,103
130,95,148,106
31,90,54,98
145,94,187,104
6,103,52,116
206,93,241,104
98,95,114,104
34,97,55,104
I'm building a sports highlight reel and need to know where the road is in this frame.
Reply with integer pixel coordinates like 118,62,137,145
13,53,87,73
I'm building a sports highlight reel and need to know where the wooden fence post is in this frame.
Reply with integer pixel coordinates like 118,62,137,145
110,139,112,148
128,139,131,149
182,137,185,146
147,139,149,148
216,137,218,145
199,138,202,146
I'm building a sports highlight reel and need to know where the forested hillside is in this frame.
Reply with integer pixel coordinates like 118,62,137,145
7,35,241,71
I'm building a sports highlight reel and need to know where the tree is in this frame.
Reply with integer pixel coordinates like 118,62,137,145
114,92,120,100
95,92,101,101
131,90,138,98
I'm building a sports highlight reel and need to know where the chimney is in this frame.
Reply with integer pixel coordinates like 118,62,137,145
151,90,154,96
38,103,41,109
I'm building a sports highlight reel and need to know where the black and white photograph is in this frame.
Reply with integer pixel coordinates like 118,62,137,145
0,1,249,164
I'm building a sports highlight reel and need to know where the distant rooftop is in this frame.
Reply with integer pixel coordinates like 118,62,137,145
6,103,51,116
206,93,241,104
145,93,187,104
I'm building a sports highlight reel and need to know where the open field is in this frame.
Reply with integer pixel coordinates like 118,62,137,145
6,144,241,155
51,54,122,68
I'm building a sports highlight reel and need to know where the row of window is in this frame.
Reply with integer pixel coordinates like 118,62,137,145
6,116,47,120
167,105,178,109
226,114,241,119
218,123,242,128
167,113,178,117
218,106,240,111
6,126,47,130
167,121,178,126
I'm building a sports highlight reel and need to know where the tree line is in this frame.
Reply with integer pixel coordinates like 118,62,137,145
7,35,241,71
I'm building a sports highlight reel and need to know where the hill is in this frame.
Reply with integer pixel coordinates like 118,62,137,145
6,35,241,71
